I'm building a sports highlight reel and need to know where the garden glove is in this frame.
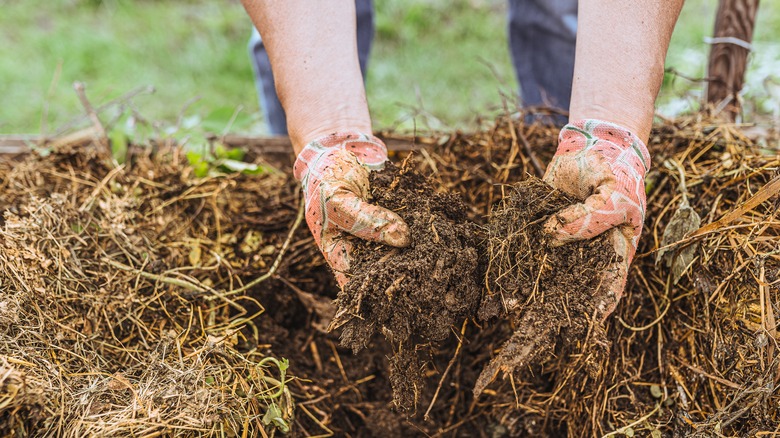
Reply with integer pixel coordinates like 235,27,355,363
543,119,650,316
294,132,410,286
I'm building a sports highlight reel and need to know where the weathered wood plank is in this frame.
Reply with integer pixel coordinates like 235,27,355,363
0,133,431,157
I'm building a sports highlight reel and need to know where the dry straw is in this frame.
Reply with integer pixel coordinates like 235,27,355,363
0,145,297,437
1,112,779,436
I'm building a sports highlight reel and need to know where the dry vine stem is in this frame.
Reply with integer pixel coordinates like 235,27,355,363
1,113,779,437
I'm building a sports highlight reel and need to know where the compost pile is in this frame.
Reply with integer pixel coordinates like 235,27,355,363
1,114,779,437
334,161,484,411
475,178,616,397
0,143,305,436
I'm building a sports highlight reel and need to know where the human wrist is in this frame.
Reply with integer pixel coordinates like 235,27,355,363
560,119,651,172
291,121,373,156
293,131,387,183
286,95,372,155
568,86,657,144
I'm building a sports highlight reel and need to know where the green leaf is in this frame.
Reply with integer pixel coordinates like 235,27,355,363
217,159,256,173
262,402,290,433
186,151,210,178
224,146,245,161
217,159,270,175
213,143,228,159
185,150,203,166
272,417,290,433
262,402,281,424
213,143,245,161
109,128,128,164
193,161,210,178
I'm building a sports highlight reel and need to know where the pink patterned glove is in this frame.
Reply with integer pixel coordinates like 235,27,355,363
294,132,410,286
543,119,651,315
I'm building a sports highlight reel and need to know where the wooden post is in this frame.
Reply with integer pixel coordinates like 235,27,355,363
705,0,760,120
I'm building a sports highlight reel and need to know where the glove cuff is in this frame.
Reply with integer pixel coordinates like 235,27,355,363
293,132,388,183
559,119,651,174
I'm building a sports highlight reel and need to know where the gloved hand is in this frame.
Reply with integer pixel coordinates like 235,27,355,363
294,132,410,286
543,119,650,316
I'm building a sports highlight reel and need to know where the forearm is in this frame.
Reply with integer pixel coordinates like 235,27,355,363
241,0,372,154
569,0,684,142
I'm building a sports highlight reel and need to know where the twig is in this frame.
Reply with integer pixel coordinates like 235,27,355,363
73,81,109,155
681,363,741,390
601,404,660,437
216,195,305,298
51,85,154,137
103,258,208,293
298,404,335,438
652,174,780,255
78,164,126,212
517,127,544,178
618,297,671,332
757,259,779,379
424,320,467,421
500,115,520,183
689,174,780,238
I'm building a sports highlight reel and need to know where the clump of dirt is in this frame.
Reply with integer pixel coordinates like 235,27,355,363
475,178,616,395
332,161,484,411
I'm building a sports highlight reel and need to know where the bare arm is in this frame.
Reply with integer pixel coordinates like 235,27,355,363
240,1,409,285
570,0,685,142
545,1,685,315
240,0,371,154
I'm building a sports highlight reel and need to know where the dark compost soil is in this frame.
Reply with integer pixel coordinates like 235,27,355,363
475,179,615,394
335,161,484,411
2,115,779,437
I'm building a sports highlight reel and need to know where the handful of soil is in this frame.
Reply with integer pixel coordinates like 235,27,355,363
331,161,484,411
331,161,620,410
475,178,617,395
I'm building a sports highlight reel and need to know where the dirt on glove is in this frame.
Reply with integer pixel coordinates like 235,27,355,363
332,160,484,411
334,159,619,411
475,178,616,395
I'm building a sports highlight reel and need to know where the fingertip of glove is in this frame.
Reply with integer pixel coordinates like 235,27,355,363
334,271,349,288
382,220,411,248
542,215,569,247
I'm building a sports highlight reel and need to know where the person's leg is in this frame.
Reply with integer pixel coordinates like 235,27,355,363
248,28,288,135
508,0,577,123
355,0,375,76
247,0,374,137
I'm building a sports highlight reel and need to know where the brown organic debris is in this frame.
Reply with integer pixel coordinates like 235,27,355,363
1,112,778,437
333,161,484,411
475,178,615,395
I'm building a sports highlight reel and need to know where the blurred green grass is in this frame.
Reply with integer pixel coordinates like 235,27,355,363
0,0,777,135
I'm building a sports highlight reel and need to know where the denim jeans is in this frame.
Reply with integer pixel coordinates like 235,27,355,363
248,0,577,135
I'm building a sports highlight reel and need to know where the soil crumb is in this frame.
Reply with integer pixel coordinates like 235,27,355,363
332,161,484,411
475,178,616,395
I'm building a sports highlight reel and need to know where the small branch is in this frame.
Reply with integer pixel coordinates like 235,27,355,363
424,319,468,421
601,404,661,437
217,195,305,298
73,81,109,155
103,258,207,293
518,127,545,178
